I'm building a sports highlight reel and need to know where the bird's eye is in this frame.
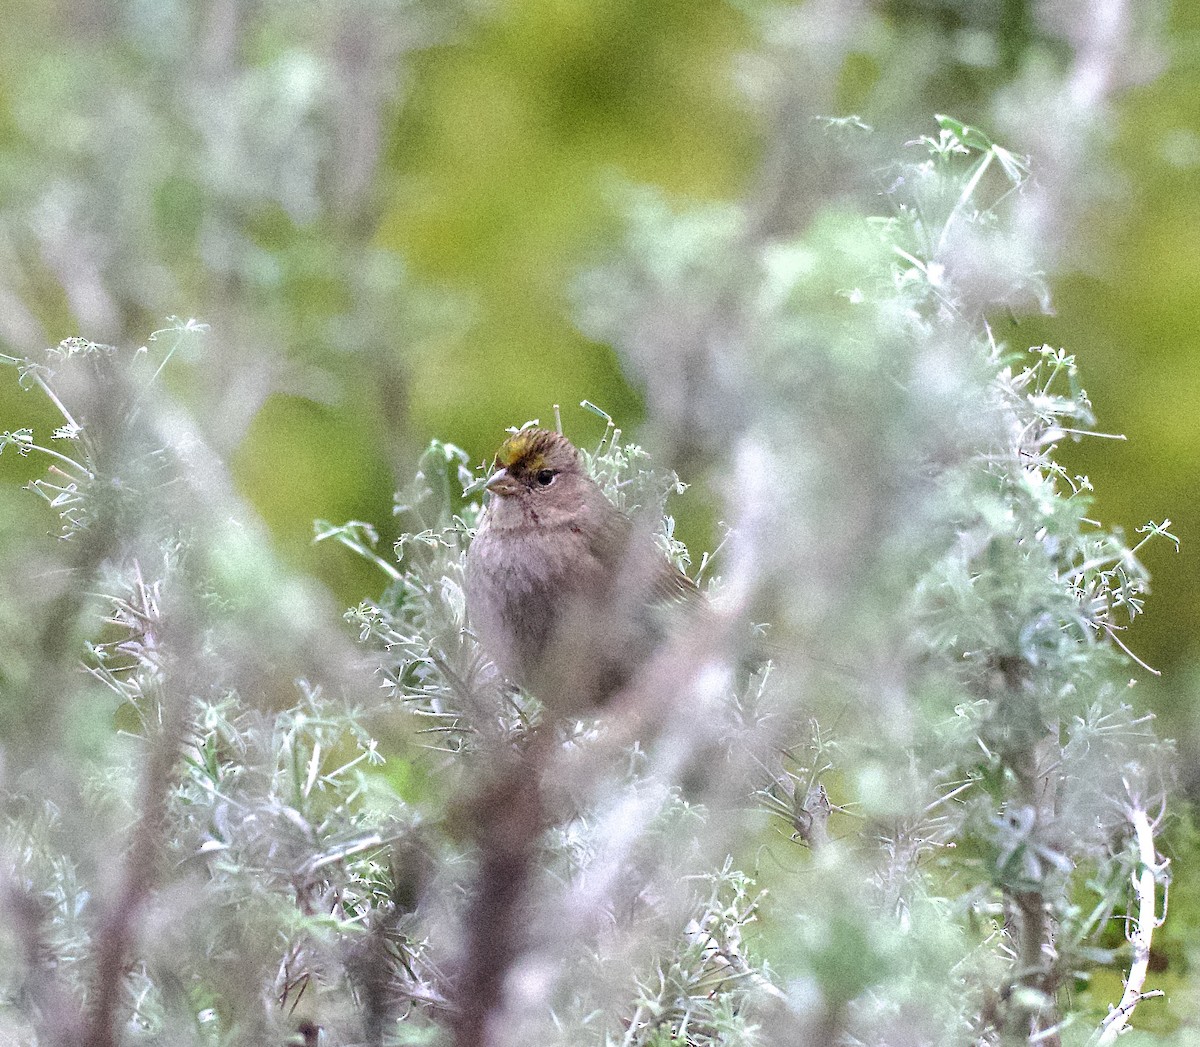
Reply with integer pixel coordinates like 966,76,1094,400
535,469,556,486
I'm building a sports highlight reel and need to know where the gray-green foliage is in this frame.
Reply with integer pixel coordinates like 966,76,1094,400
568,114,1173,1044
0,119,1173,1047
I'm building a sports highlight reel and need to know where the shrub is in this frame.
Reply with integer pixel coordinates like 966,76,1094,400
0,113,1175,1047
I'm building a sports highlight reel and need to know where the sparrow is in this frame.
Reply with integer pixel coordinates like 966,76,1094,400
465,428,697,710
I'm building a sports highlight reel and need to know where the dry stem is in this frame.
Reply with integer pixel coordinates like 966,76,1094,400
1093,805,1166,1046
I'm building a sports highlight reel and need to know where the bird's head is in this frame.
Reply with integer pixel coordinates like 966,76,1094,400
485,429,583,498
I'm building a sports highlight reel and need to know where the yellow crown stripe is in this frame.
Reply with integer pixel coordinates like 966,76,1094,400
495,430,554,469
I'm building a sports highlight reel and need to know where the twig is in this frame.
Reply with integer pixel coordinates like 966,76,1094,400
1092,806,1166,1046
84,686,184,1047
82,567,188,1047
1,878,86,1045
30,369,83,433
446,730,553,1047
1099,623,1161,677
621,1002,648,1047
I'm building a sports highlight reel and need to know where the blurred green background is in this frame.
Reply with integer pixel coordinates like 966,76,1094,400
0,1,1193,789
0,0,1196,1034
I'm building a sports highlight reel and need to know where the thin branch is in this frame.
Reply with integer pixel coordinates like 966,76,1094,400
1093,806,1166,1046
1,878,85,1046
30,369,83,433
82,568,189,1047
1099,623,1162,677
84,685,184,1047
446,730,553,1047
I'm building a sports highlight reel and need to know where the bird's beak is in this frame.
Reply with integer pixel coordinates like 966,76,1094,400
484,467,522,497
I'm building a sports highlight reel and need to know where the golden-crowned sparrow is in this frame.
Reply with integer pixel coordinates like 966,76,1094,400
466,428,697,708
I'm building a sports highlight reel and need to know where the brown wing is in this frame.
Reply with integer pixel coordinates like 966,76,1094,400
655,553,700,604
583,505,698,606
